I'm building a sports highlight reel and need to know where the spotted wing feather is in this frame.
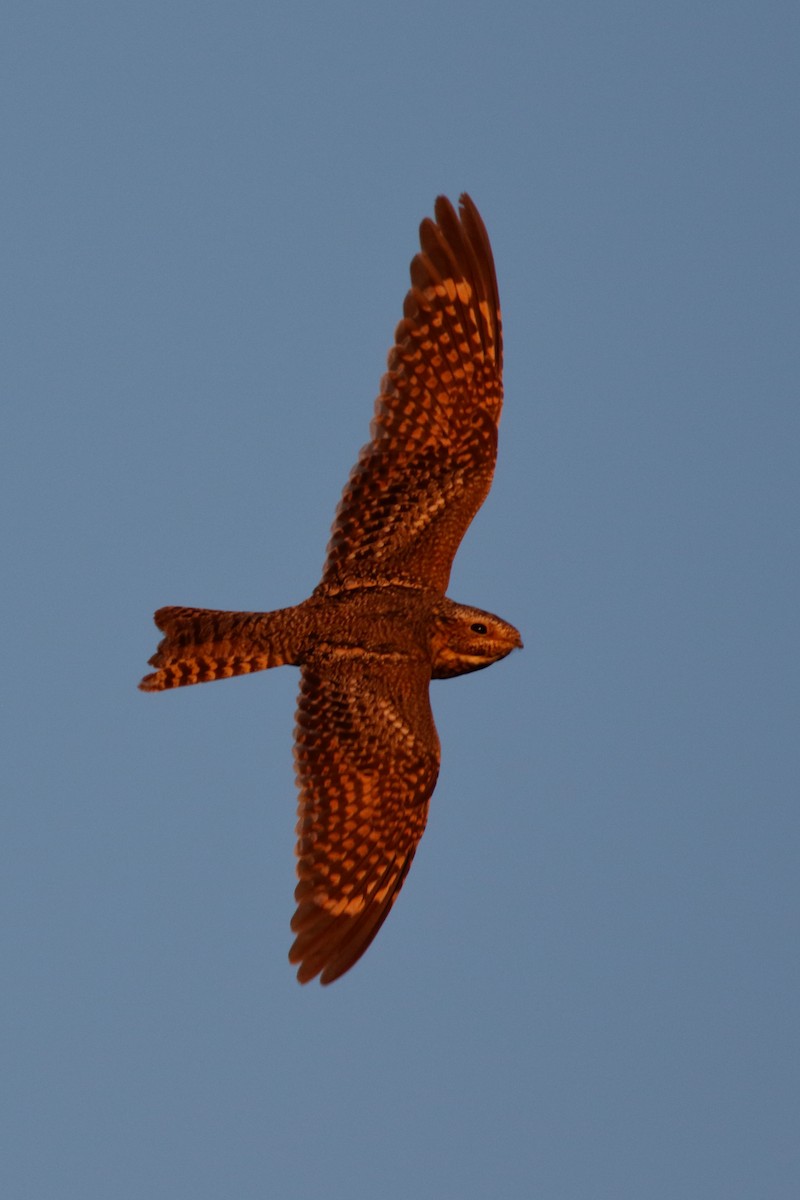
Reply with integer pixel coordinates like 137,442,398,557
320,194,503,595
290,655,440,984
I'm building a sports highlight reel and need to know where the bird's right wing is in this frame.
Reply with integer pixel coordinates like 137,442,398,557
319,194,503,597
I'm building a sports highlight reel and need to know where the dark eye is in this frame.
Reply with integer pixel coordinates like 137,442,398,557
470,622,488,635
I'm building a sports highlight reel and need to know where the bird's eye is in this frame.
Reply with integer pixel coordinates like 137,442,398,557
470,622,488,635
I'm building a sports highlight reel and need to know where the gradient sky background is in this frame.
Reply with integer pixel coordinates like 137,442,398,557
3,3,798,1197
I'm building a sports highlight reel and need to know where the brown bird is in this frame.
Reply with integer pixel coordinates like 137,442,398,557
140,194,522,985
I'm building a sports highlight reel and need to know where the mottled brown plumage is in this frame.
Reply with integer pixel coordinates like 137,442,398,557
140,195,521,984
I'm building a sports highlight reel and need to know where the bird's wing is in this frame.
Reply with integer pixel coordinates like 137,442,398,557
319,194,503,596
290,654,440,984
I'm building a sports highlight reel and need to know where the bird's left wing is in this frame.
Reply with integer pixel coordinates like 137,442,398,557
290,654,440,984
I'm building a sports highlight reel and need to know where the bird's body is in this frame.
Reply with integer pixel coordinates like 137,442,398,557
141,195,521,984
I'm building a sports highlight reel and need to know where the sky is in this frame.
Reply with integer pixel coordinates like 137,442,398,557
3,2,799,1197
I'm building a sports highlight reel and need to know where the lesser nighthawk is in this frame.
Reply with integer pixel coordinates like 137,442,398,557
140,194,522,984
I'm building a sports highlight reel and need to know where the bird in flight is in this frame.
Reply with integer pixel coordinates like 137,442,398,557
140,194,522,984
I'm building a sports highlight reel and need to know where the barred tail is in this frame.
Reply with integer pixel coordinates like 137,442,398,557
139,605,301,692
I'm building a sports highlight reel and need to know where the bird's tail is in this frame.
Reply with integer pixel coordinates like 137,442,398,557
139,605,301,692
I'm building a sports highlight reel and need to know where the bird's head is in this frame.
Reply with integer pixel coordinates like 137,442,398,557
430,599,523,679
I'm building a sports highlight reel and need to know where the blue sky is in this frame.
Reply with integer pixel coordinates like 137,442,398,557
3,2,798,1197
